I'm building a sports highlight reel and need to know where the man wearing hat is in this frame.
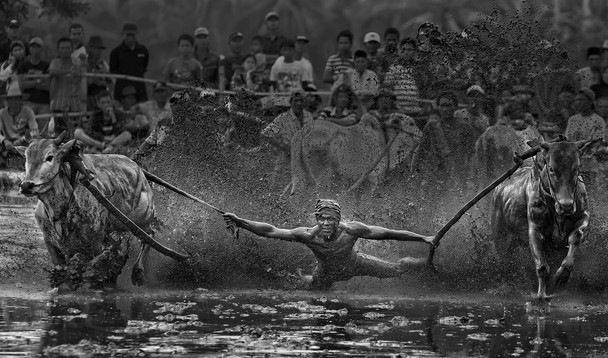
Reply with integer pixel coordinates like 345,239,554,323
261,11,289,69
109,22,149,102
0,81,38,159
363,32,381,72
86,35,112,111
0,19,23,64
194,27,221,89
223,199,436,290
18,37,51,121
219,32,245,91
261,88,313,189
565,88,605,142
575,47,602,90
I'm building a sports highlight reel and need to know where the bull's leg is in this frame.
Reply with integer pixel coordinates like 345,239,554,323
529,228,550,301
131,241,151,286
554,213,589,287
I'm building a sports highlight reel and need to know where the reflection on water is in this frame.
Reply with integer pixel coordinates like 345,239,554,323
2,291,608,357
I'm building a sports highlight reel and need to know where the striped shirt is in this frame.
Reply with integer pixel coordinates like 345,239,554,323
324,54,354,83
383,64,422,115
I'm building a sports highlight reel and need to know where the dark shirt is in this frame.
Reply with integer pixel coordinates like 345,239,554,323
90,109,127,141
194,48,221,89
221,55,244,90
16,59,50,104
109,41,149,102
591,82,608,100
262,33,289,56
0,39,10,64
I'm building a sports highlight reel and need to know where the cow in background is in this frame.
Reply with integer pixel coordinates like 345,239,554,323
16,133,158,290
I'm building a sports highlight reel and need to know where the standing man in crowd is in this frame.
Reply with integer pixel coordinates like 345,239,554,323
270,39,309,93
261,11,289,70
194,27,221,89
69,23,87,66
575,47,602,90
219,32,245,91
0,19,23,64
363,32,382,74
85,35,112,111
565,88,605,141
333,49,379,99
323,30,355,85
376,27,400,84
110,23,149,102
454,85,490,140
163,34,202,85
18,37,50,129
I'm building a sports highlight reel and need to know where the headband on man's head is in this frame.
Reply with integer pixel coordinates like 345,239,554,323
314,199,341,219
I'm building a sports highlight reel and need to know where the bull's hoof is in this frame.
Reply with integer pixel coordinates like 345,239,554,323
528,295,553,307
131,267,144,286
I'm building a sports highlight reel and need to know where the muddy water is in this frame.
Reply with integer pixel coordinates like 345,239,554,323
2,290,608,357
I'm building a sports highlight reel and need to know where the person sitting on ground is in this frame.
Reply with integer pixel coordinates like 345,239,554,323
117,85,149,139
163,34,203,86
333,49,379,99
136,81,172,134
74,90,132,154
223,199,436,290
0,82,38,164
316,84,359,126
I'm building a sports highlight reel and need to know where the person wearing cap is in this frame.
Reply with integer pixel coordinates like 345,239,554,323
194,27,221,89
0,80,38,160
575,47,602,90
565,88,605,142
333,49,379,100
261,88,313,188
223,199,436,290
17,37,51,120
0,19,23,64
109,22,149,102
163,34,203,85
85,35,112,111
363,32,381,72
219,32,245,91
137,81,171,134
323,30,355,85
261,11,289,69
454,85,490,140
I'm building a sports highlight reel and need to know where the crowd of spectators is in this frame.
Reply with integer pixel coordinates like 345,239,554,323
0,10,607,186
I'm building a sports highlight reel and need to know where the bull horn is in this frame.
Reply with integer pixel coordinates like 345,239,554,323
540,142,550,150
53,131,67,146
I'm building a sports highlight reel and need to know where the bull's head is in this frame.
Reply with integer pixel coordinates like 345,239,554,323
538,141,588,216
15,132,76,197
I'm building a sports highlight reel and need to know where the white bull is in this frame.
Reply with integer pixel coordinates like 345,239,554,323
16,134,157,290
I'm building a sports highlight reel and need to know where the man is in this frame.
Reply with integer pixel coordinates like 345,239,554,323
0,81,38,159
163,34,202,85
110,23,149,102
17,37,51,129
69,23,87,66
194,27,221,89
117,86,149,139
223,199,435,290
322,30,354,85
261,88,313,189
261,11,289,69
376,27,400,84
596,96,608,121
383,38,421,116
270,40,309,93
575,47,602,90
0,40,27,87
49,37,87,135
363,32,381,73
137,81,171,133
565,88,605,141
0,19,22,64
334,49,379,99
74,90,132,154
85,35,111,111
219,32,245,91
454,85,490,140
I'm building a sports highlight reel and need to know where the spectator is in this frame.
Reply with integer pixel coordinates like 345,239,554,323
0,41,27,88
194,27,221,89
383,37,422,116
575,47,602,90
85,35,112,111
305,91,323,117
0,19,23,64
69,23,87,66
116,85,149,138
416,22,453,98
333,49,379,98
376,27,400,83
541,84,575,133
512,84,539,121
231,54,260,91
49,37,87,135
323,30,355,85
250,35,267,74
565,88,605,141
590,66,608,99
137,81,171,133
454,85,490,140
17,38,50,131
494,86,513,123
316,84,358,126
261,11,289,69
74,90,132,153
110,23,149,102
219,32,245,91
261,88,313,188
270,39,309,93
360,87,410,144
363,32,381,73
0,81,38,160
596,96,608,122
272,36,314,88
163,34,203,85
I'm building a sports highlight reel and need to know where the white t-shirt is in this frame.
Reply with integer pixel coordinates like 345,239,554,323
270,59,310,92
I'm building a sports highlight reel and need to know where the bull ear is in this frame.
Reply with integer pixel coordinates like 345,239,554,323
57,139,76,158
14,146,27,157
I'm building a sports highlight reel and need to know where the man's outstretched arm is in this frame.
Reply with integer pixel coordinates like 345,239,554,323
223,212,309,242
346,221,435,245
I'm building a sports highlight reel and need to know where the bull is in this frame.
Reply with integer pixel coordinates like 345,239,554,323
490,140,590,301
16,133,158,290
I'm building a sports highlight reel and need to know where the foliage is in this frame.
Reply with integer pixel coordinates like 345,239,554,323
0,0,90,31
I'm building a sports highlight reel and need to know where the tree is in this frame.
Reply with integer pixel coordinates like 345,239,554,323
0,0,90,32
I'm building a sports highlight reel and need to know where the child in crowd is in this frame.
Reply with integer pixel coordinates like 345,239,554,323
250,35,267,74
231,54,260,91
